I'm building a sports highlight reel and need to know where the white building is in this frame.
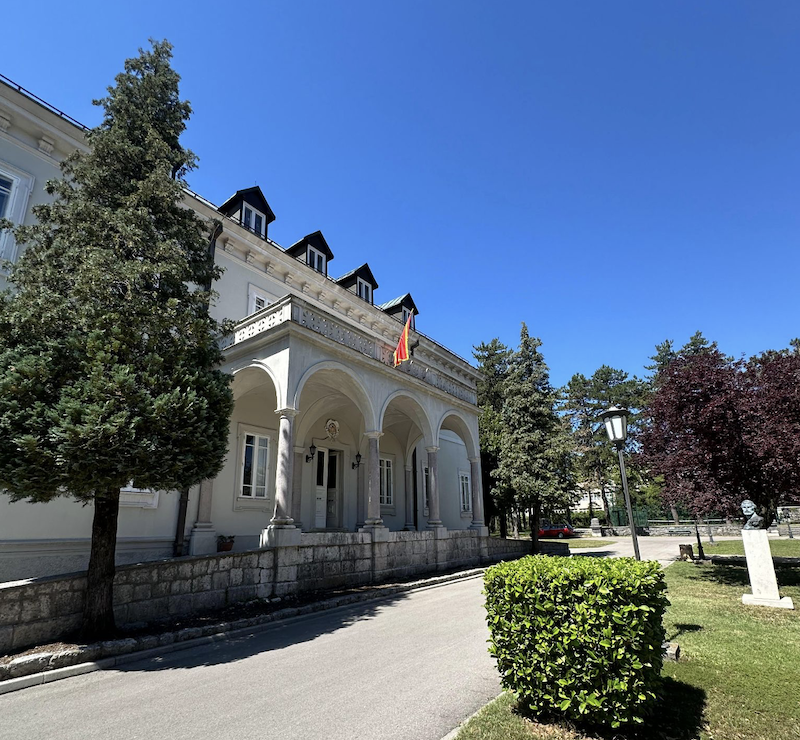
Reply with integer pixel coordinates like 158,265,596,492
0,76,486,582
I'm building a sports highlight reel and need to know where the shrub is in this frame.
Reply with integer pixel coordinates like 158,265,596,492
569,511,607,527
484,555,668,728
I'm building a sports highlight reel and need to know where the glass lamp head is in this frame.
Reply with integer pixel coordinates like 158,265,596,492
600,405,629,444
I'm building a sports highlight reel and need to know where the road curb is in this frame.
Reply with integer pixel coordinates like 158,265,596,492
440,692,505,740
0,567,487,696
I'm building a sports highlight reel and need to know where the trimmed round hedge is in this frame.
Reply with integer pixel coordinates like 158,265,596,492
484,555,668,728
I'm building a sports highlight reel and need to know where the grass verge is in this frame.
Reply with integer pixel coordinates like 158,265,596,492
457,560,800,740
702,538,800,557
567,539,615,550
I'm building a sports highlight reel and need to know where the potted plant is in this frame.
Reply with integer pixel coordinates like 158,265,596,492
217,535,235,552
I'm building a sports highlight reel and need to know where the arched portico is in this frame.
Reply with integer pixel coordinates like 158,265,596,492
293,364,373,532
378,392,436,531
432,410,486,532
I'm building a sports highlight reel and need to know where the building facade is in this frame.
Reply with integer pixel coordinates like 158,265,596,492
0,77,486,582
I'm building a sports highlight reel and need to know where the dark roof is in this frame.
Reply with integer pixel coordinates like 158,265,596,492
378,293,418,315
335,263,379,290
284,230,334,261
218,186,276,225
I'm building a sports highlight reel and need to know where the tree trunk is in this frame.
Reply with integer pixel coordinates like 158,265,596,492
531,501,541,554
81,488,121,641
499,509,508,538
597,469,612,523
173,487,190,557
670,505,680,524
512,507,520,538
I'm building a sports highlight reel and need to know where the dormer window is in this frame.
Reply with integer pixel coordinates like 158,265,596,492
307,245,326,274
378,292,418,328
285,231,334,276
218,187,275,241
357,278,372,304
242,205,267,238
335,263,378,305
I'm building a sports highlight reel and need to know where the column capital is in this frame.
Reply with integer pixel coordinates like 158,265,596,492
275,407,298,419
426,446,440,454
468,456,481,464
293,445,306,454
404,465,413,472
364,430,384,440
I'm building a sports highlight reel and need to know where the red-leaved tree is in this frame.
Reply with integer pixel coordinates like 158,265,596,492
640,346,800,524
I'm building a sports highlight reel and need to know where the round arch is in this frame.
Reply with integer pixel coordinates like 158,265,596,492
378,390,435,449
231,361,283,406
292,361,377,431
436,409,479,459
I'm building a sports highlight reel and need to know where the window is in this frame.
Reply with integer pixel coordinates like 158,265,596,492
307,246,326,274
241,432,270,498
423,465,430,514
0,163,34,265
402,307,415,329
242,204,267,237
459,471,472,513
357,278,372,304
248,285,271,315
0,176,12,219
379,458,393,506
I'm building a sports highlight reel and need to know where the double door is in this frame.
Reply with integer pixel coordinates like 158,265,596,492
313,447,340,529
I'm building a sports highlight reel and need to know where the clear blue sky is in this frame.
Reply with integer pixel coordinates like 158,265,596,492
4,2,799,386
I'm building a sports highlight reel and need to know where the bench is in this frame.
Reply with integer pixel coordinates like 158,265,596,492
668,528,692,536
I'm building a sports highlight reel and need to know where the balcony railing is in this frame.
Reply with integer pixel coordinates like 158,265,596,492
220,295,477,406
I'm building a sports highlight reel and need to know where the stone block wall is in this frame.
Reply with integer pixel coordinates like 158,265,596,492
0,531,532,654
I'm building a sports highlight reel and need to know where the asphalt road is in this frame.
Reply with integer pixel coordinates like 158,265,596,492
0,577,500,740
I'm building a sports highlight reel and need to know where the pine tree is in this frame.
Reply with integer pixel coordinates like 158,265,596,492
495,324,561,551
560,366,646,521
0,40,233,639
473,338,511,535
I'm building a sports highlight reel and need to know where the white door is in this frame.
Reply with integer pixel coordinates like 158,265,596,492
314,448,329,528
326,451,339,528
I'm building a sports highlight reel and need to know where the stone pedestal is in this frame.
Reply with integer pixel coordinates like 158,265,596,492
590,517,602,537
260,525,301,549
188,523,217,555
741,529,794,609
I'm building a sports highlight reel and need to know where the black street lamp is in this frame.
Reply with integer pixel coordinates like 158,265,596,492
600,405,641,561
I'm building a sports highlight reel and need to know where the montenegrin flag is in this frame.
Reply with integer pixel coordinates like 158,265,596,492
393,313,413,367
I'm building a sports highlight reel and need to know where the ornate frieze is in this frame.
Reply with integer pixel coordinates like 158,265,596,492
221,296,477,405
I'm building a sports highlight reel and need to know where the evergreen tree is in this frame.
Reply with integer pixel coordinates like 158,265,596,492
473,338,511,535
560,366,646,521
495,324,560,550
0,41,233,638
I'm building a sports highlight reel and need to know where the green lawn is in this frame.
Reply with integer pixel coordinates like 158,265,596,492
702,538,800,557
567,538,615,549
457,561,800,740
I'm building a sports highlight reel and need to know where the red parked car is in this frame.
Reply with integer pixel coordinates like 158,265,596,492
538,523,575,539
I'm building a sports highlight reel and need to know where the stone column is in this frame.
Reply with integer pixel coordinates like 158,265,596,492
291,446,304,528
404,465,415,530
364,431,384,528
356,454,366,529
426,446,442,528
262,408,301,548
188,478,217,555
271,408,297,526
469,456,488,535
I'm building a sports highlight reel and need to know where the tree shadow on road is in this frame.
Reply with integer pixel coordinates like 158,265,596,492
113,583,446,674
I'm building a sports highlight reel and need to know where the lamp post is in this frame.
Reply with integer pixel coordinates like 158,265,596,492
600,405,641,561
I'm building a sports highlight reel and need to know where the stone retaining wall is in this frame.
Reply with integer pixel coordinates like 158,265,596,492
0,530,532,654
